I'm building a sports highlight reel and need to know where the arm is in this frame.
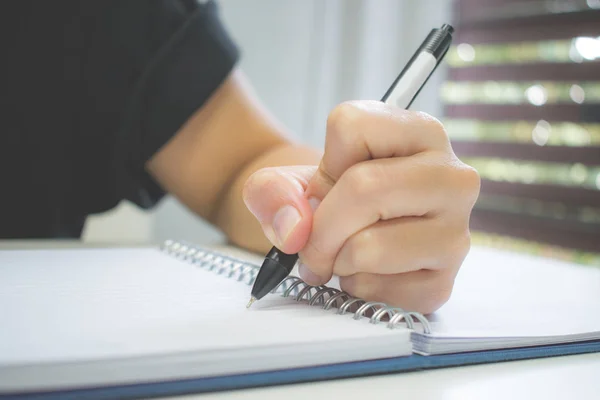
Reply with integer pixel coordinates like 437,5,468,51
147,66,480,314
146,68,320,254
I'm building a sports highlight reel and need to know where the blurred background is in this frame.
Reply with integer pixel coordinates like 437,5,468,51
82,0,600,266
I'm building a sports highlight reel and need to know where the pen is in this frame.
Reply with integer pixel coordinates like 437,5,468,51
247,23,454,308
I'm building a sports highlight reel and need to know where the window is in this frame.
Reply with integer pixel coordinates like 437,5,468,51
445,0,600,265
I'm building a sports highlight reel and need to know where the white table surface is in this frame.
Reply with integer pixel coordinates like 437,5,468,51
3,240,600,399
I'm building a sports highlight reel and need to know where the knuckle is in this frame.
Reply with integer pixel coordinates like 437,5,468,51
415,111,449,144
461,164,481,205
428,279,454,312
439,223,472,266
419,275,455,314
340,272,378,301
441,157,481,206
326,102,363,146
300,238,331,270
344,230,380,274
446,231,471,267
457,229,472,258
344,163,382,199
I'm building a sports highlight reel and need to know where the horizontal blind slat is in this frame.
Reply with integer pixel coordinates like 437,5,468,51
452,142,600,164
448,64,600,82
454,11,600,43
444,119,600,146
479,180,600,208
445,104,600,122
470,208,600,252
455,0,599,25
475,193,600,225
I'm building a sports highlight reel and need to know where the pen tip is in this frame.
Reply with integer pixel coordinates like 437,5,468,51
246,296,257,309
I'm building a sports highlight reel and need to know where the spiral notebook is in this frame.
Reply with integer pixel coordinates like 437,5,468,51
1,240,600,398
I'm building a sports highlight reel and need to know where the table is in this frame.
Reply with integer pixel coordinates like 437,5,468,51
3,240,600,399
182,352,600,399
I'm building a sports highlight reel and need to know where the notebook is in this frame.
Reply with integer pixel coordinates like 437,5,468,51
1,240,600,399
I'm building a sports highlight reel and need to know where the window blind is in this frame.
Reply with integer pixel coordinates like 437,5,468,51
444,0,600,265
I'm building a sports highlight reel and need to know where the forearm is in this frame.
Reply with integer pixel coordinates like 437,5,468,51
146,69,322,253
211,141,322,254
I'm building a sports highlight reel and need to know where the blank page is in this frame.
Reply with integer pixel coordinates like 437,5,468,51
413,246,600,354
0,247,411,392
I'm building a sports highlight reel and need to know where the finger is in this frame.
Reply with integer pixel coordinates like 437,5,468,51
305,101,450,201
242,166,317,254
299,155,477,282
340,267,461,315
332,214,471,277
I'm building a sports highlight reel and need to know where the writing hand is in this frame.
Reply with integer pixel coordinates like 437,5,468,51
243,101,480,314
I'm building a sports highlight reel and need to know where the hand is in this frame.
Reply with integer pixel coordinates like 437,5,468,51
242,101,480,314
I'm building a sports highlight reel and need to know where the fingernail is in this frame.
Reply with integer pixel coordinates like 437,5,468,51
298,262,322,286
308,197,321,212
272,205,301,247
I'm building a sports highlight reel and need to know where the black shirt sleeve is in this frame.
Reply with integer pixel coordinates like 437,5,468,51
0,0,239,239
105,0,240,208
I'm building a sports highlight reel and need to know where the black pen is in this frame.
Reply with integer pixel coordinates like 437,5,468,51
247,23,454,308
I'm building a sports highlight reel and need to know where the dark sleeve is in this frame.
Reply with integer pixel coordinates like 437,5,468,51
84,0,240,208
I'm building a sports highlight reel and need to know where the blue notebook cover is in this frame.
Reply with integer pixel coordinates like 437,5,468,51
4,340,600,400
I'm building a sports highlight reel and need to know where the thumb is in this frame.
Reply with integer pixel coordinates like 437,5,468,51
242,166,319,255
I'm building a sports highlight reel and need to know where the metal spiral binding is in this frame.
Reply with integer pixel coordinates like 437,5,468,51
160,240,431,334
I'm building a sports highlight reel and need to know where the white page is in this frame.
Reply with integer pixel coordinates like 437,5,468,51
419,246,600,340
0,247,411,391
